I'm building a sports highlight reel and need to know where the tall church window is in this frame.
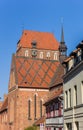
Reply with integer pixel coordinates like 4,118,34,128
28,99,31,119
25,50,28,57
34,95,37,119
40,52,43,59
40,100,42,117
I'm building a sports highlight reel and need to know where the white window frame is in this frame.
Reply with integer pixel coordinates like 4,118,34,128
40,52,43,59
46,52,50,58
25,50,28,57
54,52,58,60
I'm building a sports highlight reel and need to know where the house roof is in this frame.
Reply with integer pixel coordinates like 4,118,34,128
0,97,8,113
18,30,59,50
14,55,60,88
44,87,63,105
34,116,45,126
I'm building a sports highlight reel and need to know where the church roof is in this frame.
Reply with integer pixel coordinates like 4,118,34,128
14,55,60,89
19,30,59,50
49,64,64,88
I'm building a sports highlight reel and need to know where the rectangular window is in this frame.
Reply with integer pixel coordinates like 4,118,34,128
74,85,77,106
66,123,72,130
69,89,71,107
75,122,79,130
81,81,83,103
65,91,68,109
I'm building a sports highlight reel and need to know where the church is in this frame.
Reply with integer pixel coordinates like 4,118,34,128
0,29,67,130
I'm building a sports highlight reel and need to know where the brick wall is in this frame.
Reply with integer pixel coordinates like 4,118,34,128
8,88,49,130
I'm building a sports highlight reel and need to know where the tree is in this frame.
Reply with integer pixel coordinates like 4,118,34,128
24,125,37,130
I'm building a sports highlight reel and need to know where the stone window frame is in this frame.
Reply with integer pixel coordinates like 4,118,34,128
25,50,28,57
40,52,44,59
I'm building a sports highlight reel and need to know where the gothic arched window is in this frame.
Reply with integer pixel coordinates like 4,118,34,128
54,52,58,60
40,100,42,117
34,94,37,119
40,52,43,59
46,52,50,59
28,99,31,119
25,50,28,57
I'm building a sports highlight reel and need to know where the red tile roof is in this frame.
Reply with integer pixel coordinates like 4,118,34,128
44,87,63,105
34,116,45,126
14,55,60,88
19,30,59,50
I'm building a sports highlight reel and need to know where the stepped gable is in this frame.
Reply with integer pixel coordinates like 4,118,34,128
14,55,60,89
0,97,8,113
19,30,59,50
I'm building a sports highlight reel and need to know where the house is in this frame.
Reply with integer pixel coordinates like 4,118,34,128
63,41,83,130
0,96,8,130
44,64,64,130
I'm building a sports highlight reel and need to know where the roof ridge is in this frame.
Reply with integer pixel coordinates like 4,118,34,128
23,30,54,34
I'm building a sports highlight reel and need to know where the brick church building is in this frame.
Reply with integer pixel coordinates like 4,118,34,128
0,29,67,130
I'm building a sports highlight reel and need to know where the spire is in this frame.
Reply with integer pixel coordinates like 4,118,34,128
59,23,67,63
61,25,65,43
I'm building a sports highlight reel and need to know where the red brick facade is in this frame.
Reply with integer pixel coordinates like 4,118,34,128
0,30,65,130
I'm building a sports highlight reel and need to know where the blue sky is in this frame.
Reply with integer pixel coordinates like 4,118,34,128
0,0,83,99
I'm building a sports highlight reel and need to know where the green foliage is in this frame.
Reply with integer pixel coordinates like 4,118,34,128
24,125,37,130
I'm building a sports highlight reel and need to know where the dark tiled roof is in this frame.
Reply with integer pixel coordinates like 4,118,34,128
49,64,64,88
19,30,59,50
14,56,60,88
0,97,8,113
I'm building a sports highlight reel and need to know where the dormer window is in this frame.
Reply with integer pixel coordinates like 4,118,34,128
68,57,74,71
77,49,82,62
31,40,37,48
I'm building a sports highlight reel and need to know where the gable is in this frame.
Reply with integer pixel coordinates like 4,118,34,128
18,30,59,50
